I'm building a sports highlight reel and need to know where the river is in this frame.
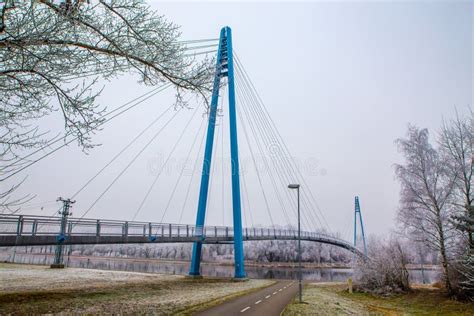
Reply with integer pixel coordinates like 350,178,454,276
1,251,439,284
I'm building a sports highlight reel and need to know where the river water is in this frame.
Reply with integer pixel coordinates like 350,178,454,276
1,252,439,284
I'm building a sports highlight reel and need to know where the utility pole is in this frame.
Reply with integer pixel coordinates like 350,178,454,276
51,197,75,268
288,183,302,303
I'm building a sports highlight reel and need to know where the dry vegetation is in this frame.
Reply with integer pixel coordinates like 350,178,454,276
0,263,274,315
283,283,474,316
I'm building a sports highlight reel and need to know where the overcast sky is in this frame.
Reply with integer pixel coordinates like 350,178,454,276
9,1,472,241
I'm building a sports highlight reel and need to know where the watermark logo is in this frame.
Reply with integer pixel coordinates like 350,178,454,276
146,151,327,178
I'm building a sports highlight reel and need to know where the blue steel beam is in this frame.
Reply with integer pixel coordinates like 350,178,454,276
189,28,226,276
354,196,367,257
189,27,246,278
225,27,246,279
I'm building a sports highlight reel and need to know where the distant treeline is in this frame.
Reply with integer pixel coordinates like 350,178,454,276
4,238,440,266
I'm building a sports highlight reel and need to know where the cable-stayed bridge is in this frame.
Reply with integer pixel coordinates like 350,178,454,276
0,214,362,257
0,27,367,278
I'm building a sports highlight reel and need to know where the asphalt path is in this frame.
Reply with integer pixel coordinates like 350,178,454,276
196,280,298,316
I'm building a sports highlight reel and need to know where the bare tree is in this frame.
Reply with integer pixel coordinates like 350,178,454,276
395,125,458,292
438,111,474,248
438,111,474,300
0,0,214,211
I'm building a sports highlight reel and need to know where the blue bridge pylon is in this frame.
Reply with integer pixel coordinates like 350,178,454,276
353,196,368,257
189,26,246,279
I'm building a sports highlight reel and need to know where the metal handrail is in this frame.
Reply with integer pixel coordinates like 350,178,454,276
0,214,349,246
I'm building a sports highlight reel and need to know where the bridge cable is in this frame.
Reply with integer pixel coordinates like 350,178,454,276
178,118,207,224
235,99,275,228
235,67,316,231
132,103,200,222
63,49,218,81
181,43,219,51
179,38,219,44
3,84,171,172
240,81,326,233
240,89,318,233
236,53,330,231
236,102,274,228
239,79,322,233
235,70,300,228
69,42,218,77
234,53,330,232
157,114,206,223
4,40,215,177
235,65,319,231
216,87,252,228
73,48,217,72
76,39,218,78
234,57,318,229
2,84,172,181
78,107,183,221
4,39,215,174
28,88,174,219
240,165,254,228
71,104,176,202
235,78,293,228
203,111,223,228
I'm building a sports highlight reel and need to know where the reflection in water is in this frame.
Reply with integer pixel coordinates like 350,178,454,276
2,253,439,284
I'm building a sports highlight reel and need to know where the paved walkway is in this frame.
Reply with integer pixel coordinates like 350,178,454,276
196,280,298,316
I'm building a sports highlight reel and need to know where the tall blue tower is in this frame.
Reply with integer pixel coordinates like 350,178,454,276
189,27,246,279
354,196,367,257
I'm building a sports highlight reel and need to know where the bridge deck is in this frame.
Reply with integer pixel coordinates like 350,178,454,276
0,214,362,256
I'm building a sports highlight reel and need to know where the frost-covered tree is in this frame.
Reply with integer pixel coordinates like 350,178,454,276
354,236,411,294
438,111,474,299
439,111,474,248
0,0,213,211
395,125,458,292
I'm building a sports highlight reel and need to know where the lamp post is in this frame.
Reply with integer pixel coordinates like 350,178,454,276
288,183,302,303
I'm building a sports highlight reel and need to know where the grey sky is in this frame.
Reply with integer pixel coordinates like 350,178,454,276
10,1,472,240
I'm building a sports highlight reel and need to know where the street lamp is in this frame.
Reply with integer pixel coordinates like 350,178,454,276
288,183,302,303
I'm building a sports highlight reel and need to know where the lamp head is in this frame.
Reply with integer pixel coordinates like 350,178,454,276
288,184,300,189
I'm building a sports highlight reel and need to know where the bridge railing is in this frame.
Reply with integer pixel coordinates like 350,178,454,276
240,226,349,243
0,215,233,239
0,214,349,247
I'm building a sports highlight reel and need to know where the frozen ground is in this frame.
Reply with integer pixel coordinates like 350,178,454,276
283,282,370,316
283,282,474,316
0,263,180,293
0,263,274,315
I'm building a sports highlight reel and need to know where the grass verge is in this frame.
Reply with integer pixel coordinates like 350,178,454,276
0,264,274,315
283,283,474,316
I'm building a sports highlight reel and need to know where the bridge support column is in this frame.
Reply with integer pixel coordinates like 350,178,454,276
189,27,246,279
354,196,368,258
189,27,226,277
226,27,246,279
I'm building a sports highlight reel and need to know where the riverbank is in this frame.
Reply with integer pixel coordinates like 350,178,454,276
1,250,353,269
1,251,438,283
283,283,474,315
2,250,441,271
0,263,274,315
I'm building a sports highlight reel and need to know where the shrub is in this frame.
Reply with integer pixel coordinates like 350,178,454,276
354,237,411,295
